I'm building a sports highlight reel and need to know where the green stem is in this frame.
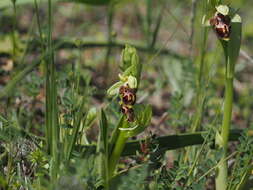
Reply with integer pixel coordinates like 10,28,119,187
6,144,14,187
0,39,187,61
221,78,233,150
11,0,17,60
215,74,234,190
191,27,208,132
103,4,114,85
192,0,209,132
108,131,127,178
184,0,208,163
34,0,43,43
46,0,59,181
145,0,152,47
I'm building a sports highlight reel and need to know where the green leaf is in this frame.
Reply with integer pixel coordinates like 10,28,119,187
109,115,126,155
227,14,242,64
84,107,97,127
220,13,242,78
110,164,148,190
96,109,109,189
65,96,86,161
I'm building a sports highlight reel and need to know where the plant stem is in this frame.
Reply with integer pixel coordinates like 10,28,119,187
103,3,114,85
108,131,127,178
0,39,188,61
193,0,208,132
46,0,59,181
34,0,43,43
145,0,152,47
221,78,233,150
150,6,164,48
189,0,198,57
191,26,208,132
11,0,17,60
6,144,14,187
184,0,208,163
215,76,233,190
215,42,234,189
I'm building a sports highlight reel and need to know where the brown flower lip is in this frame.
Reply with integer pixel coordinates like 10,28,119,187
119,85,137,105
210,12,231,39
120,105,135,122
119,84,137,122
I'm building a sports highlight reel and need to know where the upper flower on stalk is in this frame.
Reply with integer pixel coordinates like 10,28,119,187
202,4,241,41
119,84,136,106
210,7,231,40
106,45,152,136
107,45,141,97
107,45,142,122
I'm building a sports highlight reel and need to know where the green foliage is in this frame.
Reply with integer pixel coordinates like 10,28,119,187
0,0,252,189
166,92,190,129
96,110,109,189
107,45,142,96
106,45,152,183
228,128,253,190
0,0,111,9
110,164,149,190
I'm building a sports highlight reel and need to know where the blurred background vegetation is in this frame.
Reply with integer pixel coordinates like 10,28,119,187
1,0,252,133
0,0,253,189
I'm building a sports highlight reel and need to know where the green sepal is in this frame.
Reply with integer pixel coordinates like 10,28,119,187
216,5,229,15
96,109,109,189
107,81,124,96
220,14,242,78
121,105,152,138
126,75,137,89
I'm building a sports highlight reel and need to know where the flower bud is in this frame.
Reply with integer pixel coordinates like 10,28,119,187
216,5,229,16
121,45,137,71
126,75,137,89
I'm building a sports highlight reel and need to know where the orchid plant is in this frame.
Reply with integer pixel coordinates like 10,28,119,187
97,45,152,189
204,3,242,190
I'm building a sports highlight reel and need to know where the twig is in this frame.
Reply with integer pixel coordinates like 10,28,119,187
189,0,198,57
75,129,249,157
240,49,253,65
37,39,189,60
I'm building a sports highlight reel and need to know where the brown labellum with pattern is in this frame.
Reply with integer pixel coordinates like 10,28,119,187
120,105,135,122
119,85,137,105
210,13,231,40
119,84,137,122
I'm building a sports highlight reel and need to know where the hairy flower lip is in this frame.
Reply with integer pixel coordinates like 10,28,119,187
119,85,137,105
210,12,231,40
120,105,135,122
119,84,137,122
